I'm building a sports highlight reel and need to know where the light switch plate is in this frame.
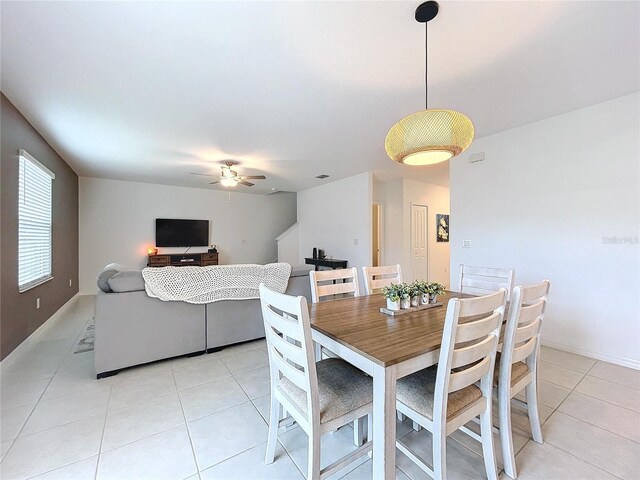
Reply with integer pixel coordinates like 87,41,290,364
463,240,471,248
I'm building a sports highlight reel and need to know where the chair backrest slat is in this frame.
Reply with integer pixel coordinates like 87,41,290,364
521,282,550,303
362,265,402,295
456,311,502,343
315,281,359,297
309,267,360,304
458,264,515,301
448,355,492,393
263,307,301,339
450,335,496,370
270,347,308,391
514,317,541,344
518,301,545,325
260,284,319,423
511,336,538,363
265,324,307,366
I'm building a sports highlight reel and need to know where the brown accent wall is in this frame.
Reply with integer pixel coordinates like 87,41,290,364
1,93,79,360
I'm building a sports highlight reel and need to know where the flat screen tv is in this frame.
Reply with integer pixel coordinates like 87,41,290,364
155,219,209,247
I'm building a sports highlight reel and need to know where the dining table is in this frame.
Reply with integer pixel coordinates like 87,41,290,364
308,290,472,479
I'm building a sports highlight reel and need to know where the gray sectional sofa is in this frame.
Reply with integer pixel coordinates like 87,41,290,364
94,264,312,378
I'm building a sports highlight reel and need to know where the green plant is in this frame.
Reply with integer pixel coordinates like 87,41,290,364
381,283,400,302
409,282,423,298
413,280,429,295
426,282,446,295
398,283,411,299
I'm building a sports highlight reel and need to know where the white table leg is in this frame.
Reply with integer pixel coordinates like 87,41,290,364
372,363,397,480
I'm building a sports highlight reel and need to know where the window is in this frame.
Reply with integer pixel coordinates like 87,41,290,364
18,149,55,292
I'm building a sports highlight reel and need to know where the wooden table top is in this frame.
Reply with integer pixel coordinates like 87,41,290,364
309,291,472,368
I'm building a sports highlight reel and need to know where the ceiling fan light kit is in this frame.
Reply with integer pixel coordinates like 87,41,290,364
190,161,266,188
220,177,238,187
385,1,474,166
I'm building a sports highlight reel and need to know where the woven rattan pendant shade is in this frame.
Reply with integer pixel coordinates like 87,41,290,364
385,109,474,165
386,2,474,166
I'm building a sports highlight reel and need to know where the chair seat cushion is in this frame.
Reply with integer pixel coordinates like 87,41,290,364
278,358,372,424
493,353,530,387
396,366,482,421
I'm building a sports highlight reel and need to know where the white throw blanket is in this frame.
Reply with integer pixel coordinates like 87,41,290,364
142,263,292,304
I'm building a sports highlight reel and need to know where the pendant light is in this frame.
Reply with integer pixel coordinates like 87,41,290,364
385,1,474,166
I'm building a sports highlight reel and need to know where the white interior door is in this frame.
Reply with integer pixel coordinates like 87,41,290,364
411,204,428,281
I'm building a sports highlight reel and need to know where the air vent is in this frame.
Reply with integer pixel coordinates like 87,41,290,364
315,174,330,179
468,152,485,163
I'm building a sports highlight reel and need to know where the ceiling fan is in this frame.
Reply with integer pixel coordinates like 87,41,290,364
190,161,266,187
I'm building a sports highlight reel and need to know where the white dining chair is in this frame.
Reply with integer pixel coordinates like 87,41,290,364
309,267,366,445
458,264,515,301
259,284,373,480
362,264,407,423
395,289,507,480
361,264,402,295
496,280,550,479
309,267,360,303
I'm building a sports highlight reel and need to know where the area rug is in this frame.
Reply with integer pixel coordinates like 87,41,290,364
74,318,95,354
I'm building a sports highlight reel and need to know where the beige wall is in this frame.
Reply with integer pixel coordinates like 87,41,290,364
0,93,79,360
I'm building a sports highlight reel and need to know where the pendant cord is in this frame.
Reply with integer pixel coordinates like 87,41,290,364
425,21,428,110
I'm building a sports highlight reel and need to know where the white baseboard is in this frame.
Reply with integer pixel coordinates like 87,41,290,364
542,339,640,371
1,293,79,370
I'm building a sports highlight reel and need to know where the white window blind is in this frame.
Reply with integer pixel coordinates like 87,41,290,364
18,149,55,292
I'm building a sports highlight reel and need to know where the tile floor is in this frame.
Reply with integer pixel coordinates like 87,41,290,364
1,295,639,479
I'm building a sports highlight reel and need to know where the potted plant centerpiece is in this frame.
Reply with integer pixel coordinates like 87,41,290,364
415,280,430,305
399,283,412,309
426,282,446,304
410,282,422,307
381,284,401,311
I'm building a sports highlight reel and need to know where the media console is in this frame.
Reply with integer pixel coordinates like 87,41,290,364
147,252,218,267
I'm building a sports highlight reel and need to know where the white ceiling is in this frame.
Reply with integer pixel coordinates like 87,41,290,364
2,1,638,193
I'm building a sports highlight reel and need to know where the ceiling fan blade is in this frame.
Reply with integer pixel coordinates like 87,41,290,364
190,172,216,177
241,175,266,180
238,180,254,187
209,181,220,185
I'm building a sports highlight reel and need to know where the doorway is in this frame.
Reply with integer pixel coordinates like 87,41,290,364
411,203,428,281
372,203,382,267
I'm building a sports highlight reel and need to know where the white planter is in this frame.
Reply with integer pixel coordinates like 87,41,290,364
429,293,438,304
410,296,420,307
400,297,411,309
421,293,429,305
386,298,400,311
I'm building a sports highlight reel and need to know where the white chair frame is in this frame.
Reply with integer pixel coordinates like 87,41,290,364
309,267,360,303
308,267,365,445
458,264,515,301
497,280,550,479
396,289,507,480
362,264,402,295
259,284,372,480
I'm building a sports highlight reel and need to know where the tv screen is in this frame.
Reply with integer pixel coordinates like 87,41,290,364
155,219,209,247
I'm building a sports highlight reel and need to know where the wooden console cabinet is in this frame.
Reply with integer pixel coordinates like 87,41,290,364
147,252,219,267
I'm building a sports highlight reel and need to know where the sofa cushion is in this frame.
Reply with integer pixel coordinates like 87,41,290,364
108,270,145,293
97,263,125,293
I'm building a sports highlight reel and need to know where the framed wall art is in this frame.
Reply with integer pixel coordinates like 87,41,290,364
436,214,449,242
